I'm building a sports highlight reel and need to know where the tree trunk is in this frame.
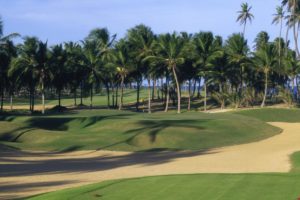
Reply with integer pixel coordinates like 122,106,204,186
188,79,191,111
261,72,268,108
41,80,45,114
164,77,170,112
243,21,247,37
136,81,140,111
152,79,156,100
10,94,13,111
197,77,201,98
80,82,83,105
58,89,61,107
147,78,151,113
74,88,77,106
105,83,110,108
293,18,300,57
172,66,181,114
192,79,196,97
112,84,115,108
0,89,3,111
119,77,124,110
115,85,119,109
90,84,93,108
32,89,35,113
204,79,207,111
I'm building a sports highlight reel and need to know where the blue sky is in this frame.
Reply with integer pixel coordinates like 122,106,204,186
0,0,283,46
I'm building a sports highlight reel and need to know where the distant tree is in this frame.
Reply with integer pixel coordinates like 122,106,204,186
236,2,254,37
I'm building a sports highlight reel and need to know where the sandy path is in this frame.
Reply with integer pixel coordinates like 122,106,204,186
1,122,300,199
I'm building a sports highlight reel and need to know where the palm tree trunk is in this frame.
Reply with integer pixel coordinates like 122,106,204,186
152,79,156,100
197,77,201,98
285,18,291,56
136,81,140,111
147,78,151,113
115,85,119,109
90,84,93,108
243,21,247,37
74,88,77,106
112,84,115,108
188,79,191,111
293,20,300,57
0,89,3,111
58,89,61,107
261,72,268,108
204,78,207,111
164,79,170,112
32,89,35,113
105,83,110,108
80,82,83,105
172,66,181,114
10,94,13,111
41,81,45,114
119,77,124,110
279,17,283,67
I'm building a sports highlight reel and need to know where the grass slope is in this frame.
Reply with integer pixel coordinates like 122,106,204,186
26,152,300,200
0,110,280,151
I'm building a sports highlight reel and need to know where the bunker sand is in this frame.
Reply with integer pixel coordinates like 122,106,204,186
0,122,299,199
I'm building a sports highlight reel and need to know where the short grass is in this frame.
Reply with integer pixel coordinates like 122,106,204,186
0,109,280,152
26,152,300,200
235,108,300,122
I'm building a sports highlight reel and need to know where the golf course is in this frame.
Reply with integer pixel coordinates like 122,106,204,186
2,0,300,199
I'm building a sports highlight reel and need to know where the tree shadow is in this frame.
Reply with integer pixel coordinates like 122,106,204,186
0,148,217,178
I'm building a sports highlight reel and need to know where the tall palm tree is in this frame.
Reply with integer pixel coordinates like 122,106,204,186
225,34,249,94
282,0,300,57
236,2,254,37
9,38,49,113
127,24,155,112
148,33,186,113
254,43,278,107
273,6,285,65
193,32,223,111
114,39,131,110
49,44,67,108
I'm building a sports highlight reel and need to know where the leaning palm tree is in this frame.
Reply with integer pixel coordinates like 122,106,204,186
236,2,254,37
254,43,278,107
272,6,285,65
147,33,185,113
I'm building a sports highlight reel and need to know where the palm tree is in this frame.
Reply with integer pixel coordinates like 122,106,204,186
9,37,48,113
49,44,68,108
273,6,285,65
225,34,249,94
150,33,186,113
282,0,300,57
254,42,278,107
284,49,300,94
236,2,254,37
114,39,131,110
127,24,155,112
193,32,223,111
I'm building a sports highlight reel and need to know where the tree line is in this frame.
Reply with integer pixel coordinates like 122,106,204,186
0,1,300,114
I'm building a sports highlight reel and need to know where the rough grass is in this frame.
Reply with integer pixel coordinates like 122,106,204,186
26,152,300,200
0,109,280,152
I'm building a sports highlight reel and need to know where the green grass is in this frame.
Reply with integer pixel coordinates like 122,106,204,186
26,152,300,200
0,109,281,152
235,108,300,122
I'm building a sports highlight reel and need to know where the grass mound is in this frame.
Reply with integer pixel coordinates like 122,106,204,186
0,110,281,151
